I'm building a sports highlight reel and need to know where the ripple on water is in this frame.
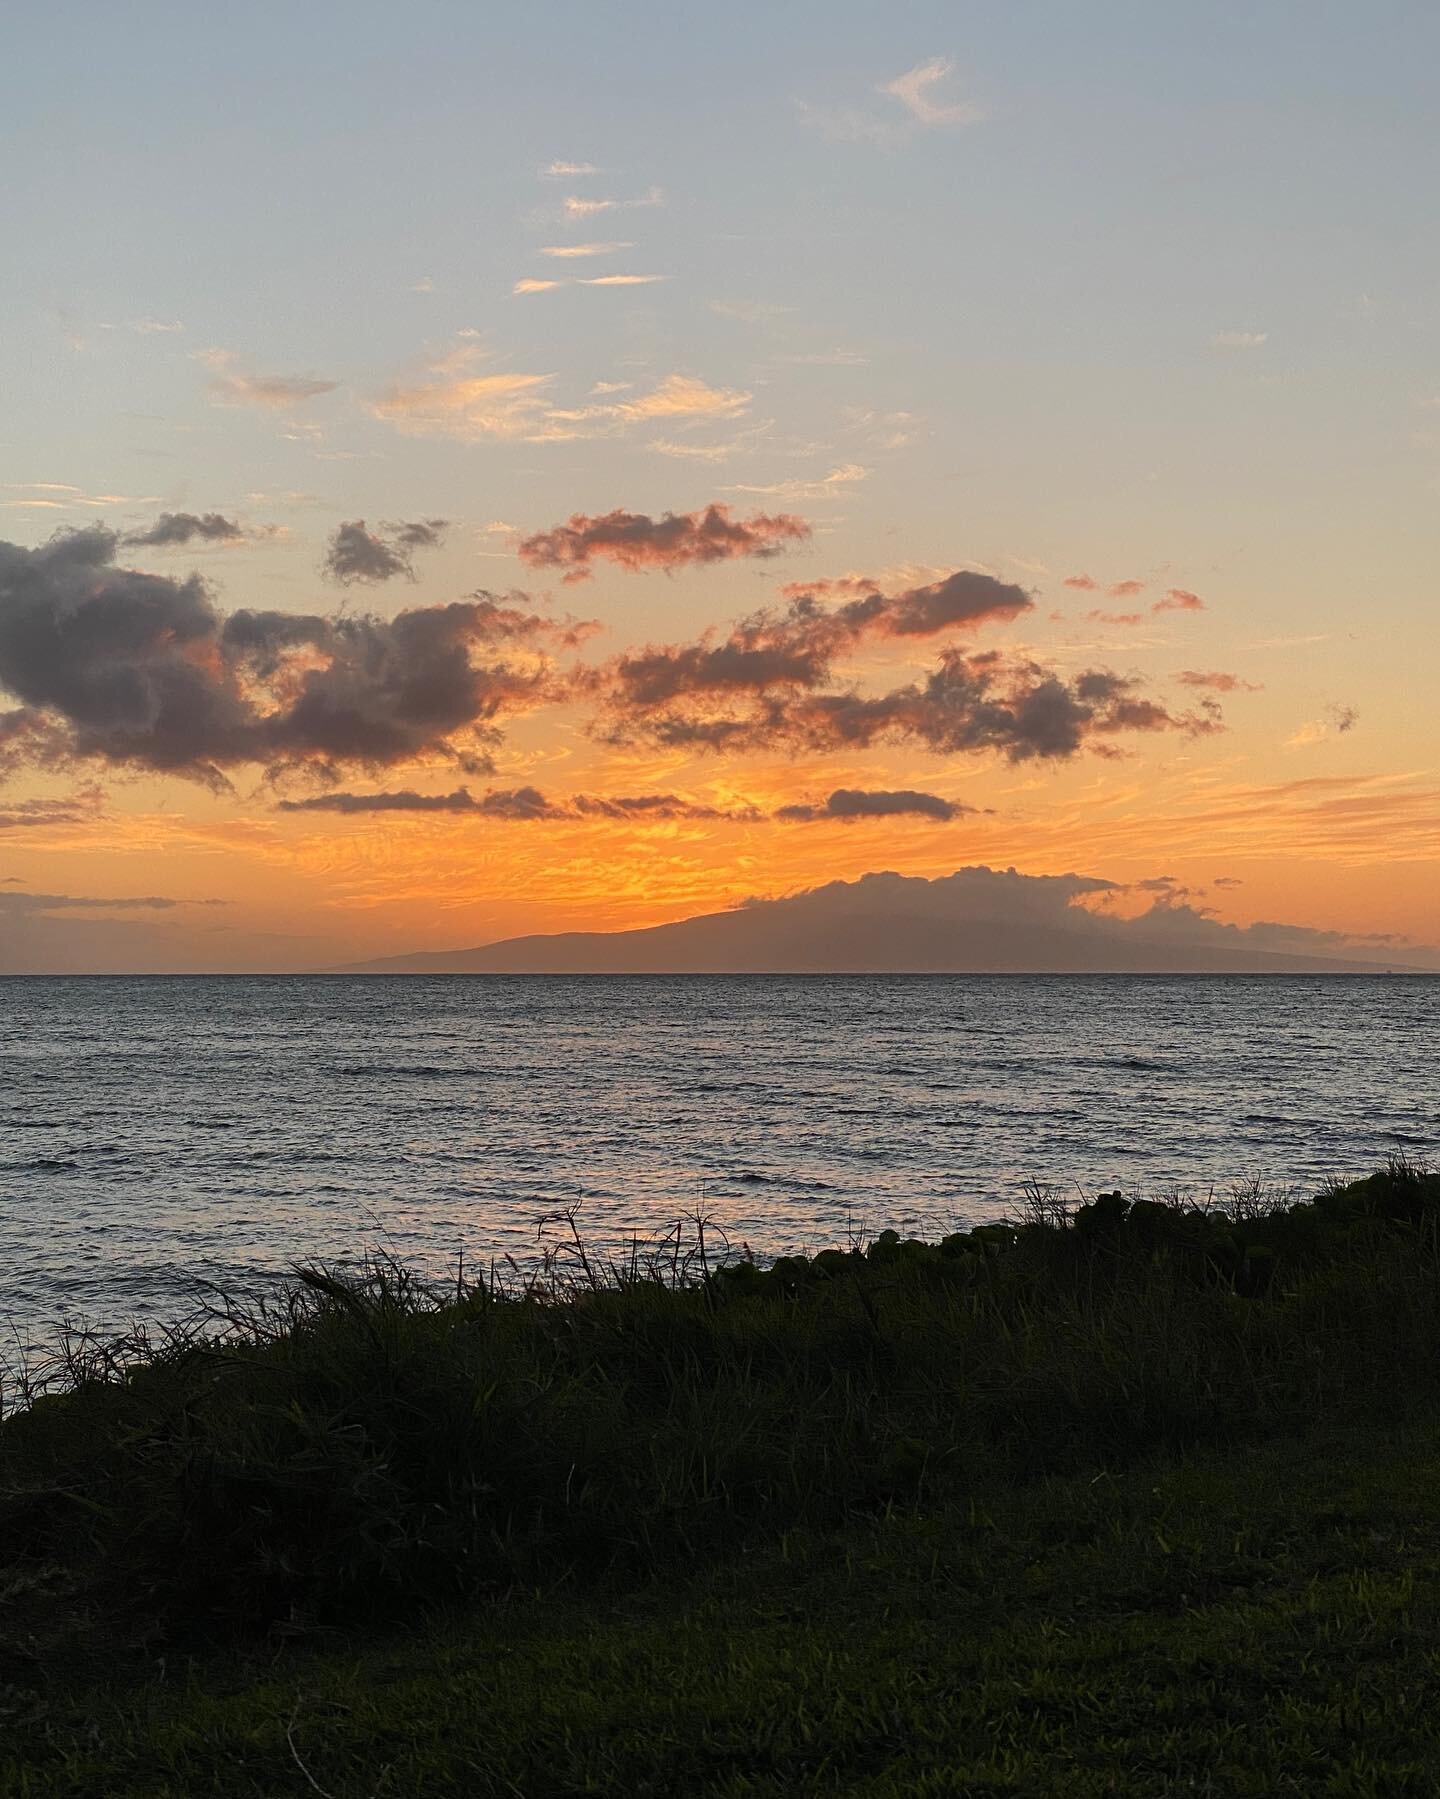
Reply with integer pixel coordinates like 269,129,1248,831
0,973,1435,1344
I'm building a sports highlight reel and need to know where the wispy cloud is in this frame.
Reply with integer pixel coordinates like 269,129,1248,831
563,187,663,218
1177,671,1263,693
881,56,984,127
799,55,984,144
539,242,634,258
710,299,794,326
541,160,599,177
2,483,159,511
648,438,740,462
840,405,922,451
515,273,666,294
0,789,106,832
1287,703,1360,750
197,348,338,410
779,348,870,367
1210,330,1268,350
724,462,866,500
368,343,555,440
609,374,750,422
369,348,745,445
1065,575,1205,614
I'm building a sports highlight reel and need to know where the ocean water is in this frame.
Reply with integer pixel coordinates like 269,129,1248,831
1,974,1435,1349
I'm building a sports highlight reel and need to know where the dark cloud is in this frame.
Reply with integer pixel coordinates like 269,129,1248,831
602,626,1220,763
279,786,488,815
279,785,755,822
124,512,246,548
775,787,968,823
0,528,564,787
517,503,810,583
0,890,177,914
387,518,449,551
0,788,103,830
597,571,1036,724
1177,670,1262,693
279,784,967,827
323,518,449,584
279,785,558,820
880,571,1033,637
0,706,71,780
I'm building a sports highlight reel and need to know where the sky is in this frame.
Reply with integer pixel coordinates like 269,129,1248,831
2,0,1438,972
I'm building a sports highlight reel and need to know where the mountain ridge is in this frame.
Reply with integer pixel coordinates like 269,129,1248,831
332,867,1427,975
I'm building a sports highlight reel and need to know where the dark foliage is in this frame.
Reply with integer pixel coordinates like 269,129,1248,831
3,1161,1438,1652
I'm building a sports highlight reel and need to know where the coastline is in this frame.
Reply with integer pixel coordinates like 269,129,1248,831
6,1161,1440,1792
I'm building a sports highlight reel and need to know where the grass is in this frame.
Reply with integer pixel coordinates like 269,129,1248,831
8,1414,1440,1795
5,1159,1440,1793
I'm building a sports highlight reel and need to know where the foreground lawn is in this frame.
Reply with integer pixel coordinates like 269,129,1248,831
9,1164,1440,1793
8,1410,1440,1796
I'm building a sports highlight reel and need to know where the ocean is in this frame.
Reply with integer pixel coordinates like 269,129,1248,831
2,974,1435,1350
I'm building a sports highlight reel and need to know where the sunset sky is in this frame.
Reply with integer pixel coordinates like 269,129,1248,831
3,1,1438,971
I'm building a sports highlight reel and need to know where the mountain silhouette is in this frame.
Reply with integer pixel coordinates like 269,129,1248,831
336,867,1421,974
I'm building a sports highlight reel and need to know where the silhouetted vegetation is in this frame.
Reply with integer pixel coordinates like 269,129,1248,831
5,1158,1439,1665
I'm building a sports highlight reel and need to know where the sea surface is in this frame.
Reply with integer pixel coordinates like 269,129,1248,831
2,974,1436,1351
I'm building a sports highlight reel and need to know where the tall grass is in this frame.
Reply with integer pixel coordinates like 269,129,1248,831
3,1159,1438,1649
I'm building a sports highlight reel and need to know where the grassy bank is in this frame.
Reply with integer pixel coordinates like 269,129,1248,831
5,1161,1440,1793
9,1414,1440,1795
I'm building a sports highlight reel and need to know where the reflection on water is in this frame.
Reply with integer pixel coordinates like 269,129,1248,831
1,973,1435,1341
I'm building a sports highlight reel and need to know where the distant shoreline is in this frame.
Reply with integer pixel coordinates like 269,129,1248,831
3,966,1436,978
